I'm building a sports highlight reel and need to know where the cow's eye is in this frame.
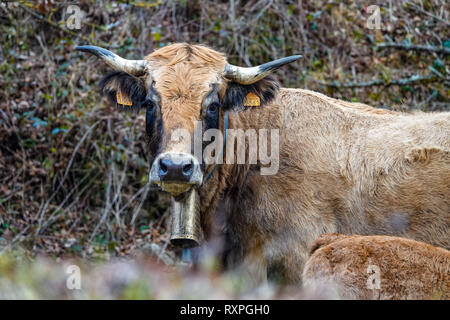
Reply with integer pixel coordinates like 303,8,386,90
207,102,220,116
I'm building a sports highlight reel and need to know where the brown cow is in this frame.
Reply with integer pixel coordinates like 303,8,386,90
76,43,450,285
303,234,450,299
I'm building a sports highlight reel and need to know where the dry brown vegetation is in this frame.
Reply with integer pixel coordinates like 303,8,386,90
0,0,448,298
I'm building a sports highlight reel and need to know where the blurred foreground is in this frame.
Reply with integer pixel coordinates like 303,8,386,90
0,246,335,299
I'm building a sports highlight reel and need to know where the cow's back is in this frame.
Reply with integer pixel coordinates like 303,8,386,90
341,111,450,249
276,89,450,250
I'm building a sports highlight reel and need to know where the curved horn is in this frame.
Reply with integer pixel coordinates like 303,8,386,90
75,45,148,76
223,55,302,85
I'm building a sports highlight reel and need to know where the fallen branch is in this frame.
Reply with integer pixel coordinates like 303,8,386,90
405,1,450,26
144,243,176,266
313,74,448,88
376,42,450,55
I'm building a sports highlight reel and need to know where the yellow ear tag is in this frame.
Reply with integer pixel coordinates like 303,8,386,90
116,92,133,106
243,92,260,107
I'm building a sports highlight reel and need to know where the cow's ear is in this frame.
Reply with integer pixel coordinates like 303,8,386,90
99,71,146,112
222,76,279,112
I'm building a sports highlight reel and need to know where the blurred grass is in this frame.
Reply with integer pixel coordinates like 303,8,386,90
0,249,314,299
0,0,448,298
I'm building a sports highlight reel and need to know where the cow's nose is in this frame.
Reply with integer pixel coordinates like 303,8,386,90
149,153,203,190
159,156,194,182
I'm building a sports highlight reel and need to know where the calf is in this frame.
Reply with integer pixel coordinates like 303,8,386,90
303,234,450,299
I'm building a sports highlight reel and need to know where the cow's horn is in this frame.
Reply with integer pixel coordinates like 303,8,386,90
223,55,302,85
75,45,148,76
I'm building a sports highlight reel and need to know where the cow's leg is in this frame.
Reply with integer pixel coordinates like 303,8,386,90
222,241,268,285
265,240,312,285
239,253,268,285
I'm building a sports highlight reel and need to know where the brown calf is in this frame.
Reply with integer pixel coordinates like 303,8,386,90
303,234,449,299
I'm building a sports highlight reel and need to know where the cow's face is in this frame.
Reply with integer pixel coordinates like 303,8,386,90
76,43,300,245
77,43,300,194
143,45,227,195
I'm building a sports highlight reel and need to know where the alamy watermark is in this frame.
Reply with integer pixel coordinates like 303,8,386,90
366,3,398,30
66,264,81,290
366,5,381,30
366,263,381,290
66,5,84,30
169,121,280,175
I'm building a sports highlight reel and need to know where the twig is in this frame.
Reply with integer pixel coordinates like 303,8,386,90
145,242,175,266
40,171,102,234
405,1,450,26
0,226,30,253
156,236,170,264
35,121,99,236
19,4,110,47
376,42,450,55
130,184,150,227
89,165,113,242
313,74,448,88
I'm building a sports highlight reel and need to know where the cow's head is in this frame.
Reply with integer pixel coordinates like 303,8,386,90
76,43,300,247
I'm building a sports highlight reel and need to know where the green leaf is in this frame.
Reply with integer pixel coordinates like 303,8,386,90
153,31,161,42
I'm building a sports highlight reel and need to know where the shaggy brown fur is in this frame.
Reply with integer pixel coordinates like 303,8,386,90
98,43,450,285
303,234,450,299
207,87,449,283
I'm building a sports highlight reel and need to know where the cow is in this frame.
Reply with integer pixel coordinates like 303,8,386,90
76,43,450,285
303,234,450,299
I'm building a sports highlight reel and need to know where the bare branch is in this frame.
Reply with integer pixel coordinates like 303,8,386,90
313,74,448,88
376,42,450,55
405,1,450,26
19,4,111,47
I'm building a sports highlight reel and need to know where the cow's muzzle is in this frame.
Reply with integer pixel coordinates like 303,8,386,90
149,153,202,196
